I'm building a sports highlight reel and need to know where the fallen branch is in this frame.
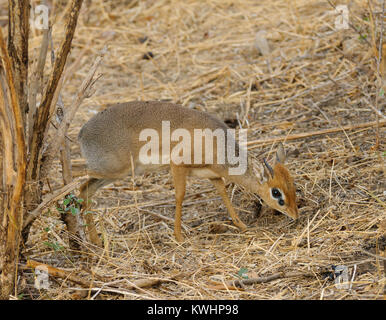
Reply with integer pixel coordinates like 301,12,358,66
112,271,190,291
208,271,315,291
26,259,92,288
26,259,188,294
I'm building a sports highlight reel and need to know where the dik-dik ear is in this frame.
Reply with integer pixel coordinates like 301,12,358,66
276,143,286,163
263,158,274,180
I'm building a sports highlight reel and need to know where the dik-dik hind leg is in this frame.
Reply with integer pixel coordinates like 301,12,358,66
170,165,188,242
79,178,115,247
210,178,247,231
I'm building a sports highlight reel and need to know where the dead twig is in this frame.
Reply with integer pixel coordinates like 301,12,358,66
247,119,386,148
40,46,106,180
209,271,315,291
28,27,50,147
26,259,93,288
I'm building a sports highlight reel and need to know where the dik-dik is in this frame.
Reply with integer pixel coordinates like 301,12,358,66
78,101,298,245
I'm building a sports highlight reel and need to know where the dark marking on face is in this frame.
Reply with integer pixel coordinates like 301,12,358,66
272,188,285,206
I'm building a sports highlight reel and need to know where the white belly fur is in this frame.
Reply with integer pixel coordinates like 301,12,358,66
190,168,220,179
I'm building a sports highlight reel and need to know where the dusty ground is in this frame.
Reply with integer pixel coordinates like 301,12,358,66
6,0,386,299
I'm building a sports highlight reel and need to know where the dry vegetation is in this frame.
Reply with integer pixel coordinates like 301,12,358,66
3,0,385,299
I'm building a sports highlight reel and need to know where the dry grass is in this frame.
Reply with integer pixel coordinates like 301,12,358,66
5,0,385,299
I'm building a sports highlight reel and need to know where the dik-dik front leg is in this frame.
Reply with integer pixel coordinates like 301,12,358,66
170,165,188,242
210,178,247,231
79,177,115,247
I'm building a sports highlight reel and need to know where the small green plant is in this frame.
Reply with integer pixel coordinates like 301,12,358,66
56,193,83,216
358,34,367,41
237,267,249,279
43,241,63,251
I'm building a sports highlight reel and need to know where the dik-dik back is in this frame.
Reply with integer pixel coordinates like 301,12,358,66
78,101,233,178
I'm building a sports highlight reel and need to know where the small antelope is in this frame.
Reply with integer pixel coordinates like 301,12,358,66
78,101,298,245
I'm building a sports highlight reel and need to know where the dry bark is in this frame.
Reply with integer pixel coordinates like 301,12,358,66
1,0,84,299
0,26,27,300
7,0,29,126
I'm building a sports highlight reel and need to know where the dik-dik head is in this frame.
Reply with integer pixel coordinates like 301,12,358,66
257,144,299,220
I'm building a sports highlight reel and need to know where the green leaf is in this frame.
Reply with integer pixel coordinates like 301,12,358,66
63,198,71,206
379,88,384,97
43,241,63,251
70,207,79,216
237,267,249,279
358,34,367,41
56,207,64,214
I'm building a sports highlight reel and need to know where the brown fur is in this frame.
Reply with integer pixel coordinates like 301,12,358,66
267,163,298,219
78,101,298,244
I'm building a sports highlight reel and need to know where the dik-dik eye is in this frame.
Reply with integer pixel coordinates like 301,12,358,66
271,188,281,199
